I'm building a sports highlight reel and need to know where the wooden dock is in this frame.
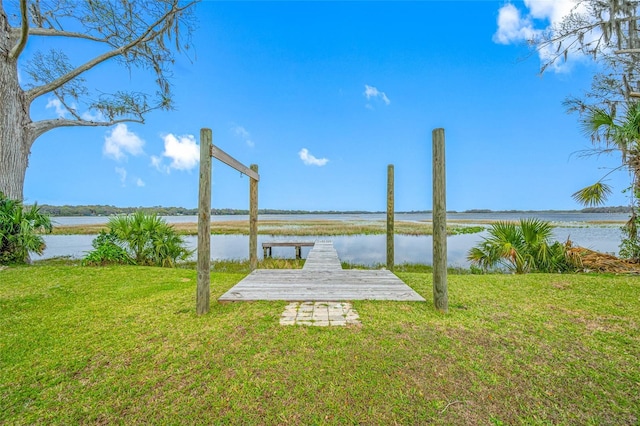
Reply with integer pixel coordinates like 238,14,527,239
262,241,315,259
218,241,425,302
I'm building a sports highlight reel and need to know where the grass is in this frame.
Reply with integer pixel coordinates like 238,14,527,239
341,261,474,274
1,264,639,424
50,219,484,236
179,258,306,274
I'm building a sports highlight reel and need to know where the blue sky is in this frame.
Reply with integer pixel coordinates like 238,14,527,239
22,1,630,211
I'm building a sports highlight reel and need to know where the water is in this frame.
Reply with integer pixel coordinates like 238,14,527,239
50,212,631,226
37,213,626,266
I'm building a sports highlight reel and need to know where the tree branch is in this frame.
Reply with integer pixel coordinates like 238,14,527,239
615,48,640,54
25,3,187,102
28,117,143,141
8,0,29,60
10,27,109,43
54,92,82,121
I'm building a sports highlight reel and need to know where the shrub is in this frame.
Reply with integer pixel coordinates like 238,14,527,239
619,211,640,262
0,192,52,264
82,230,134,266
84,212,192,267
467,218,574,274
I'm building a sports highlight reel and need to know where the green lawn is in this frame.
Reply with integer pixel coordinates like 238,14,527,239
1,265,638,424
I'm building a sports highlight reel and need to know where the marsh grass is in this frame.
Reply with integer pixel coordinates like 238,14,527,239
1,264,639,424
51,219,482,237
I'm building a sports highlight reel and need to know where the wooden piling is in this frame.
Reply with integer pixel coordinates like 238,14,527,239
249,164,259,271
387,164,394,271
196,128,212,315
432,128,448,313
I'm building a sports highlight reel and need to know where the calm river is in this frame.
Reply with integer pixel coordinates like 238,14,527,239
35,212,627,267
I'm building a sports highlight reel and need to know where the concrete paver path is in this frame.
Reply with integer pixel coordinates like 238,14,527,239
280,301,361,326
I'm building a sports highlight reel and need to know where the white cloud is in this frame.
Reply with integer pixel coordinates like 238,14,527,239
525,0,578,22
103,123,145,161
153,133,200,172
231,124,255,147
493,3,537,45
115,167,127,186
493,0,592,72
299,148,329,166
81,110,105,122
46,98,68,118
363,85,390,108
150,155,163,171
136,178,145,187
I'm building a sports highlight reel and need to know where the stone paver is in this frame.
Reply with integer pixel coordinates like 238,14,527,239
280,301,361,326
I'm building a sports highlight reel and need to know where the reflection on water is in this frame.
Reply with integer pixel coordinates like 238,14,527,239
34,226,622,267
34,234,97,261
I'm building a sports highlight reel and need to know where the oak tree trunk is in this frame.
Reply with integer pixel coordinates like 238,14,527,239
0,7,32,201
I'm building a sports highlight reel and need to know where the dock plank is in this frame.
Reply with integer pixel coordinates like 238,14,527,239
302,241,343,271
218,241,425,302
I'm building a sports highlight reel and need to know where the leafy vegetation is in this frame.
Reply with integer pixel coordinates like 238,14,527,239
0,192,52,264
82,230,135,266
524,1,640,261
1,264,638,424
619,213,640,261
83,212,191,267
467,219,573,274
568,101,640,262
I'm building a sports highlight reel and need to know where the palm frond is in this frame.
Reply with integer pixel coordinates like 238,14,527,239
589,106,615,129
520,218,553,245
571,182,613,207
581,107,616,141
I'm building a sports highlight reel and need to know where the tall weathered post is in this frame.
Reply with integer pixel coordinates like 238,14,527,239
249,164,259,271
387,164,394,271
432,128,448,313
197,128,212,315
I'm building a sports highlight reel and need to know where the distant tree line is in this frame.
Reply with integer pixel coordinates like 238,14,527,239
464,207,630,214
37,205,386,217
39,205,199,217
35,204,631,217
579,206,631,214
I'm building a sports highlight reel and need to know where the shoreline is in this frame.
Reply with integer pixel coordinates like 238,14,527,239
38,204,633,216
48,217,625,236
49,219,485,236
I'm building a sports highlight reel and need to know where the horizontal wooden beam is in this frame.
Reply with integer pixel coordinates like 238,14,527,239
262,242,315,248
211,144,260,181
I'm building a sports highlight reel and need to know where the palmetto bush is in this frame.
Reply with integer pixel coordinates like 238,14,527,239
0,192,52,264
84,212,192,267
467,219,573,274
82,230,134,266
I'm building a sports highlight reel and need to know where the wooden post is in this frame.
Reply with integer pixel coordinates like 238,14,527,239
249,164,259,271
432,128,448,313
387,164,394,271
197,128,212,315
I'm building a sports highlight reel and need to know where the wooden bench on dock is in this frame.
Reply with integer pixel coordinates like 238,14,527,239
262,241,315,259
